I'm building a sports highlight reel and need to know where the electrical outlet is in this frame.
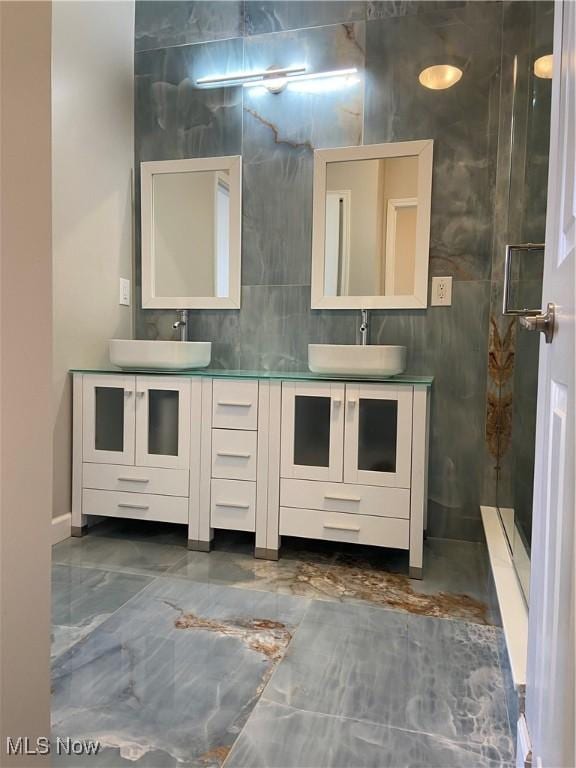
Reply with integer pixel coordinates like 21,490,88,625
119,278,131,306
431,276,453,306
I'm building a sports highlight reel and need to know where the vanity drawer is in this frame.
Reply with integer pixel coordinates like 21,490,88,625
83,463,189,497
211,479,256,532
280,479,409,519
82,489,188,524
211,429,257,481
212,379,258,430
279,507,409,549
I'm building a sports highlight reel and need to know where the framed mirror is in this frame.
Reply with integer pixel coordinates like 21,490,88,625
311,140,433,309
141,155,241,309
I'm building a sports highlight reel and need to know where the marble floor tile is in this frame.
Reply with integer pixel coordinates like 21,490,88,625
52,565,153,660
52,579,310,767
264,603,514,763
52,526,189,577
168,532,494,625
226,700,514,768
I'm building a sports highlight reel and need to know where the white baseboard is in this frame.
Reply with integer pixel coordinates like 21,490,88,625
481,505,528,689
52,512,71,544
517,713,532,767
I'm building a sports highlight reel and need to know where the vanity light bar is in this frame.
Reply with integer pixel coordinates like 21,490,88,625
196,65,306,88
196,66,359,90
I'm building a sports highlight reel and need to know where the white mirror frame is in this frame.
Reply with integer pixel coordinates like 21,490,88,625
141,155,242,309
311,140,434,309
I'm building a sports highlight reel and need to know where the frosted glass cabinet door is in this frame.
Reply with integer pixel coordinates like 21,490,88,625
344,384,413,488
281,381,345,481
135,377,191,470
83,375,136,465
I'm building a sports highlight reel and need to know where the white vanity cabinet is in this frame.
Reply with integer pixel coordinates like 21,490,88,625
275,380,429,578
72,371,430,577
72,373,201,536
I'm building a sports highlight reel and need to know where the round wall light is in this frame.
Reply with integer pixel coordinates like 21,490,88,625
534,54,553,79
418,64,463,90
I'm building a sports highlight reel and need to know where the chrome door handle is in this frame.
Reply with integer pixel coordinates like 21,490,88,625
118,477,150,483
519,302,555,343
323,523,360,532
324,494,361,502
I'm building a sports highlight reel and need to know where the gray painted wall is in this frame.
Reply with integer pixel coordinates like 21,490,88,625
134,0,506,541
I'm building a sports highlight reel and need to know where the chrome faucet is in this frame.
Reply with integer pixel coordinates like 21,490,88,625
359,309,369,346
172,310,188,342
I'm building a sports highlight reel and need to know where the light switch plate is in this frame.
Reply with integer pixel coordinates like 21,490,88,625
119,278,131,306
431,276,452,306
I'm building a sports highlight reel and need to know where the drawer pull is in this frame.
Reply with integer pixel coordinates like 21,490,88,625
118,503,150,511
217,400,252,408
324,493,361,502
118,477,150,483
323,523,361,532
215,501,250,510
216,450,251,459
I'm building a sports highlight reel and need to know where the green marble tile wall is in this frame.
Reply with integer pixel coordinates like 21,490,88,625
134,1,507,541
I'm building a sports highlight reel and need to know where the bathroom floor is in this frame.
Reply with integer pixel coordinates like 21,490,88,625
52,521,515,767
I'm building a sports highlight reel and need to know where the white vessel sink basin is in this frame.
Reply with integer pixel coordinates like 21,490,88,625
109,339,211,371
308,344,407,377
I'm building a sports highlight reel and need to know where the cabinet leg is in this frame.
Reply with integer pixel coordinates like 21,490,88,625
71,525,87,538
188,539,211,552
409,566,423,580
254,547,279,561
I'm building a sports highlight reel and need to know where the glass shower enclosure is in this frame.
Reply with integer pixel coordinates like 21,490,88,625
497,2,553,602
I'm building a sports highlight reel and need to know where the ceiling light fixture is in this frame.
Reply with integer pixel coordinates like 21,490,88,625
534,54,553,79
196,66,359,94
418,63,463,90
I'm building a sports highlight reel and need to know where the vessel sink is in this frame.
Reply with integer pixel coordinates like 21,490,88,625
109,339,211,371
308,344,407,377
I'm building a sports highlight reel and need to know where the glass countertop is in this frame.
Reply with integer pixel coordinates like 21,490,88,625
70,368,433,386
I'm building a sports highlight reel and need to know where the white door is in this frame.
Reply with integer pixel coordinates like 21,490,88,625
83,374,136,465
135,376,191,470
344,384,413,488
280,381,344,481
525,4,575,767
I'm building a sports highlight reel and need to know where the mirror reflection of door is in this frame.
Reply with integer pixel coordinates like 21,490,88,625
215,173,230,298
324,190,351,295
324,155,419,297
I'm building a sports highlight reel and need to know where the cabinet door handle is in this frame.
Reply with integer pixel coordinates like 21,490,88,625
118,503,149,510
333,398,342,406
137,391,145,397
216,450,251,459
323,523,361,532
124,390,133,397
347,399,357,407
324,494,361,502
217,400,252,408
118,477,150,483
214,501,250,510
